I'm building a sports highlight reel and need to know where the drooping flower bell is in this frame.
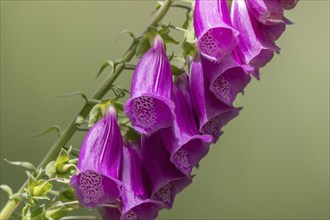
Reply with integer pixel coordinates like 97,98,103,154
160,73,212,176
194,0,238,62
231,0,280,68
245,0,284,25
120,141,164,220
190,59,242,143
141,132,192,208
201,55,251,106
124,35,175,136
98,206,121,220
70,106,122,209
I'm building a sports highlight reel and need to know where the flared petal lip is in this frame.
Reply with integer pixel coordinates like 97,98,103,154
70,171,122,209
124,92,175,135
122,198,164,219
197,26,239,62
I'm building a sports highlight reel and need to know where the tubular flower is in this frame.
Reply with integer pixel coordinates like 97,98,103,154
120,141,164,220
124,35,175,136
141,132,192,209
245,0,284,25
190,59,241,143
280,0,298,10
160,73,212,176
201,55,251,106
70,106,122,209
231,0,280,68
194,0,238,62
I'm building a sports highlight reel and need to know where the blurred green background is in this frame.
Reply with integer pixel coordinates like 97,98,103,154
1,1,329,219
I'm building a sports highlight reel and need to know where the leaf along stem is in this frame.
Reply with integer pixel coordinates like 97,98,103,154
0,1,174,219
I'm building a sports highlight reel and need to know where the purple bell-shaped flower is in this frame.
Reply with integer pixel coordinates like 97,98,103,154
70,106,122,209
124,35,175,136
190,59,242,143
245,0,284,25
141,132,192,209
160,73,212,176
231,0,280,68
201,55,251,106
120,141,164,220
194,0,238,62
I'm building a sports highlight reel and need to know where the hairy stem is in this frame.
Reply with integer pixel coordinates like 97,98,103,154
0,1,173,219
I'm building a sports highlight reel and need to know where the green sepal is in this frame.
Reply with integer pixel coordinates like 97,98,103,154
32,180,52,197
4,159,36,171
88,104,103,128
136,37,151,58
45,161,57,178
56,148,70,164
160,33,179,45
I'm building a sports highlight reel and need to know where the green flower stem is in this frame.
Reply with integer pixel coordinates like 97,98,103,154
0,1,173,219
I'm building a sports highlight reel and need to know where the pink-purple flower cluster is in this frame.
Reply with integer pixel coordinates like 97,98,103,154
71,1,297,219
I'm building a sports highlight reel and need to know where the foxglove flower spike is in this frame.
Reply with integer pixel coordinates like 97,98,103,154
124,35,175,136
70,106,122,209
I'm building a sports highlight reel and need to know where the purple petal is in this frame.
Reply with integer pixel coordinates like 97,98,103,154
280,0,298,10
231,0,280,68
261,22,286,42
201,55,251,105
194,0,238,62
141,132,192,208
70,171,121,209
120,142,164,219
71,106,122,208
124,36,174,135
190,59,241,143
245,0,284,25
160,75,212,175
124,93,174,136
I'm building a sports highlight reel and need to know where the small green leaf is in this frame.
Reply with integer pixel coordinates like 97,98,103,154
45,161,57,178
56,148,70,164
97,60,115,78
4,159,36,171
33,125,62,138
0,184,13,197
136,37,151,58
57,91,88,103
